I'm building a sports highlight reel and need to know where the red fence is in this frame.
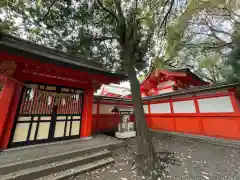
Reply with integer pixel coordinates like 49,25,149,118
145,91,240,140
93,87,240,140
92,100,134,133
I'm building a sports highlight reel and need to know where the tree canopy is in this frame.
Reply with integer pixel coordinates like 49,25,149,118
2,0,240,179
157,0,240,83
0,0,187,179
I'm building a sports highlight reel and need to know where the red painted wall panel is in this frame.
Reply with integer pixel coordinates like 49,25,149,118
92,116,97,133
175,117,202,134
147,116,175,131
94,91,240,141
95,115,121,132
202,117,240,139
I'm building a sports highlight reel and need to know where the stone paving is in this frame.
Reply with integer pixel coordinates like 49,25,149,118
73,135,240,180
0,135,122,166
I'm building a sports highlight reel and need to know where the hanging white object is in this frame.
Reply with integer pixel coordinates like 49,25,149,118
47,96,52,105
29,89,35,100
62,98,66,106
75,94,79,101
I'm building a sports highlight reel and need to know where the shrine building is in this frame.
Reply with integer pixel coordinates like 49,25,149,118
0,33,127,149
99,68,209,98
2,32,240,150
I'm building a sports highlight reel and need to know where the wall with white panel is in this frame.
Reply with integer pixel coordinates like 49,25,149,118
158,88,173,94
150,103,171,114
157,80,175,89
173,100,196,113
99,104,115,114
198,96,234,113
143,105,149,114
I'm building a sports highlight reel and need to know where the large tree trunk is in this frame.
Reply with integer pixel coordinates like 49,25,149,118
124,57,157,179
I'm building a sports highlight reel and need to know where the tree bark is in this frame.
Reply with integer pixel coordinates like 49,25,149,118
124,56,157,179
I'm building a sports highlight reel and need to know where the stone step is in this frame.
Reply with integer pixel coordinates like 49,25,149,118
40,157,115,180
0,143,116,175
0,150,111,180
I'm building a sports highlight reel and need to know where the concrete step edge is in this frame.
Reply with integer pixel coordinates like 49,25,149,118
0,141,122,174
42,157,115,180
0,150,111,180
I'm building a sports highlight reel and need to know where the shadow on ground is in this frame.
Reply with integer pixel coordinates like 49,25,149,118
71,134,240,180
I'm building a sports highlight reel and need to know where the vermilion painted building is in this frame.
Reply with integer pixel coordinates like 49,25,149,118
99,68,209,98
140,68,209,97
0,33,127,149
99,84,131,98
93,82,240,141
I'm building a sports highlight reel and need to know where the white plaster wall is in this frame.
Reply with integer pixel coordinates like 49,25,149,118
157,80,175,89
158,88,173,94
143,105,149,114
99,104,115,114
92,104,97,114
173,100,196,113
198,96,234,113
150,103,171,114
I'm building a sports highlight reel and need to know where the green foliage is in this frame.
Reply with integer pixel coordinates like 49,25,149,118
165,0,226,59
0,0,185,75
158,0,240,83
225,34,240,82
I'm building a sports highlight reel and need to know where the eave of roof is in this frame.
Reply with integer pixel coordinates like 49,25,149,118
140,67,209,89
0,33,127,80
144,82,240,100
94,82,240,101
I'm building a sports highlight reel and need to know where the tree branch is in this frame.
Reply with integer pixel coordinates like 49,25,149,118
157,0,175,35
114,0,126,46
114,0,125,24
95,0,118,21
41,0,58,22
184,42,233,49
92,36,117,41
161,0,175,29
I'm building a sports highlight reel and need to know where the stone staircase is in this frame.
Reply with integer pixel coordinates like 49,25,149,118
0,148,114,180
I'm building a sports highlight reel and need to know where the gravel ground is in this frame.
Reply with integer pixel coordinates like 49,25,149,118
71,134,240,180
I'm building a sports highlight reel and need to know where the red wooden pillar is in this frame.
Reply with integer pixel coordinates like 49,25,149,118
81,89,94,138
194,97,204,135
229,93,240,114
169,97,176,131
0,77,23,149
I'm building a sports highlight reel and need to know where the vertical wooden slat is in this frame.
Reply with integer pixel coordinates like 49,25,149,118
50,95,55,114
62,96,66,114
32,90,38,114
70,96,74,114
34,90,39,114
75,96,78,114
65,96,69,114
40,92,47,114
67,96,71,114
58,97,62,114
19,89,27,115
28,89,35,114
46,92,51,114
26,89,32,114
